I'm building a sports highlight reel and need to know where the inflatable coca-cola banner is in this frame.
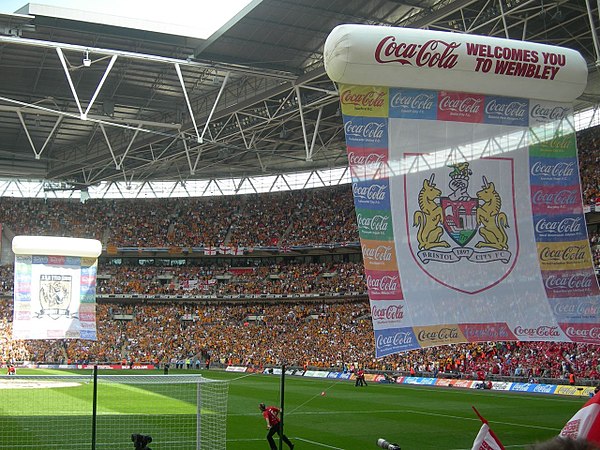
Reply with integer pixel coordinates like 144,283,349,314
324,24,587,102
325,25,598,357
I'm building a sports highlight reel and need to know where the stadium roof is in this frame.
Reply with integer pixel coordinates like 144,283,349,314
0,0,598,196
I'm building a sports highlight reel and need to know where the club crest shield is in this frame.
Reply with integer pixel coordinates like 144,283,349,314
37,274,74,319
405,159,518,294
440,197,478,246
440,164,479,246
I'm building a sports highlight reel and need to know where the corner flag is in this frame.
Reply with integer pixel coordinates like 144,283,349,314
472,406,505,450
559,391,600,445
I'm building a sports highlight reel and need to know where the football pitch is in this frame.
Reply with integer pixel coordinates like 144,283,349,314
0,368,586,449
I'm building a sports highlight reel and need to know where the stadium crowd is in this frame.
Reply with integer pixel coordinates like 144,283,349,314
0,260,368,298
579,125,600,206
0,185,358,249
0,297,596,384
95,261,366,296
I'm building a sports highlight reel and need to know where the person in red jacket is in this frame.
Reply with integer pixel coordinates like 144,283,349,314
569,372,576,386
259,403,294,450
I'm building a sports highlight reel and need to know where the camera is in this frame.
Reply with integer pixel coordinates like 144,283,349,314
377,438,401,450
131,433,152,450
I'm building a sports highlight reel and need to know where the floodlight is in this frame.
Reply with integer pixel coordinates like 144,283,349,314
83,50,91,67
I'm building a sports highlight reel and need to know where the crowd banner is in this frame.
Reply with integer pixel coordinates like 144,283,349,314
324,24,594,357
12,236,102,340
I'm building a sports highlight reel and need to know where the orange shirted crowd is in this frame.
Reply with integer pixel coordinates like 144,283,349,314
0,297,597,383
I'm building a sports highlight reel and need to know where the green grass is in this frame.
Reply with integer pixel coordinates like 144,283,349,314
0,368,587,449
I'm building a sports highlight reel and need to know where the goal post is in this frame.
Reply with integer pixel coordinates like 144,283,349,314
0,373,228,450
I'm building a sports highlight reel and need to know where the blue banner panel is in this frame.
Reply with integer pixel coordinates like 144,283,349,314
343,116,388,148
483,96,529,126
352,179,391,210
533,213,587,242
530,156,580,186
374,327,419,357
389,88,437,120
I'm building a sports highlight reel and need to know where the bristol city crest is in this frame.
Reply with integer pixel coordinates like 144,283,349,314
406,160,518,294
440,163,479,247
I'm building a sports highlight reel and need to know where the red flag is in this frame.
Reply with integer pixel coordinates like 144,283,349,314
472,407,505,450
559,391,600,445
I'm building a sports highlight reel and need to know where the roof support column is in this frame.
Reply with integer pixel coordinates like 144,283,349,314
199,72,230,144
56,48,117,120
16,111,63,160
307,107,323,162
586,0,600,64
497,0,510,38
294,86,310,161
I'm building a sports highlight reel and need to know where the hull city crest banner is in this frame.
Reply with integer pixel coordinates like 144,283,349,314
12,236,102,340
324,25,596,357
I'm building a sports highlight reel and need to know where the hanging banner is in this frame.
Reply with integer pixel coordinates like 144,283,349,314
324,25,596,357
12,236,102,340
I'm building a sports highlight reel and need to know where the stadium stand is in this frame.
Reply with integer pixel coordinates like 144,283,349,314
579,126,600,206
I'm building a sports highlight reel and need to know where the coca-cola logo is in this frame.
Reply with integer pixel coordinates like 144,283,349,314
362,245,393,262
348,152,386,167
545,273,593,290
417,327,459,342
534,217,582,234
47,256,64,265
542,136,573,150
463,327,509,340
530,104,570,121
565,326,600,339
390,92,434,110
485,99,527,118
554,302,598,315
371,304,404,320
356,213,390,232
375,37,460,69
366,274,399,291
344,120,385,140
531,189,578,206
353,183,387,201
341,89,386,108
539,245,587,262
376,332,413,349
530,161,575,178
513,325,560,337
439,96,482,114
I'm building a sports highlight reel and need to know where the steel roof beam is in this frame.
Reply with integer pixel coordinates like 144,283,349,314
0,34,296,81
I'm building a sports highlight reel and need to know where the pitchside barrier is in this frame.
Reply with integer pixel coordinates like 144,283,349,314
0,372,228,450
224,365,596,398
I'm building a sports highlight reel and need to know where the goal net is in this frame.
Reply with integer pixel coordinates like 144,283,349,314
0,373,228,450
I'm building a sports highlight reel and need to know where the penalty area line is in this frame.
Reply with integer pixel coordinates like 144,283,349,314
228,372,260,382
289,409,559,432
226,436,343,449
295,437,346,449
